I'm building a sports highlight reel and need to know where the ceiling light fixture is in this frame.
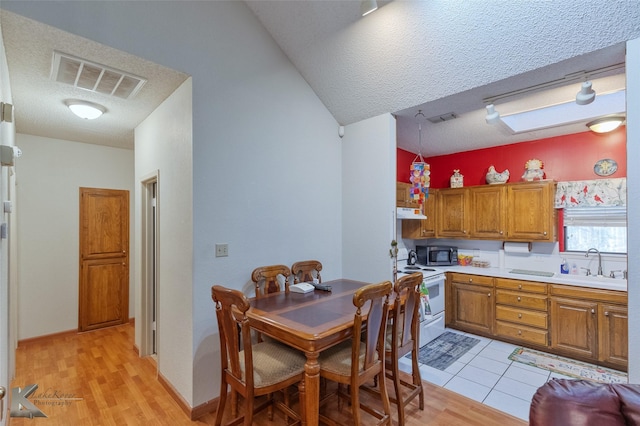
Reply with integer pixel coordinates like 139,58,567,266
485,104,500,124
586,115,625,133
361,0,378,16
65,100,106,120
576,81,596,105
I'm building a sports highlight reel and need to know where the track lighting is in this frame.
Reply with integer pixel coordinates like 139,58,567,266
576,81,595,105
586,116,625,133
485,104,500,124
361,0,378,16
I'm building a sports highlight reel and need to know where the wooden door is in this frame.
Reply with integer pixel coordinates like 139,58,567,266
598,304,628,370
437,188,469,238
451,282,493,335
469,185,506,239
79,188,129,332
550,297,598,360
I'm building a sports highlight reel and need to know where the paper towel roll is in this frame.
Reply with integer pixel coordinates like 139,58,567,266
503,242,532,254
498,249,505,269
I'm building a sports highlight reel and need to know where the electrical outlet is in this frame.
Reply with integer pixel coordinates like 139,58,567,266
215,243,228,257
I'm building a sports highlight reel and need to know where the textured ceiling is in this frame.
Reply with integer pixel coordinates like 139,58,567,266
0,10,188,150
2,1,639,155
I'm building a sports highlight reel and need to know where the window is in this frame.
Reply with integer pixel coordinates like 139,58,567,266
563,207,627,254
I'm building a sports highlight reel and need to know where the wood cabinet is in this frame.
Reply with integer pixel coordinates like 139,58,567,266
402,190,437,239
396,182,420,208
506,181,556,241
550,284,627,370
469,185,506,239
404,181,556,242
437,188,469,238
446,274,628,371
446,273,493,336
495,278,548,347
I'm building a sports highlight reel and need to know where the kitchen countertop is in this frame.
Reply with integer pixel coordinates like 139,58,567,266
443,265,627,292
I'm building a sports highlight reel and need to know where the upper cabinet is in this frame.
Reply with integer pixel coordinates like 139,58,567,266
400,180,557,243
396,182,420,208
506,181,557,242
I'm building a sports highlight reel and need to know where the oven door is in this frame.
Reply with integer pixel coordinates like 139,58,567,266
422,274,445,316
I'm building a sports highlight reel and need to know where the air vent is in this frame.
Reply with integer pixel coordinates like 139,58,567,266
427,112,457,123
51,51,147,99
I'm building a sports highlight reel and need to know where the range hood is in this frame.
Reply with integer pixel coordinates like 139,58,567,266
396,207,427,220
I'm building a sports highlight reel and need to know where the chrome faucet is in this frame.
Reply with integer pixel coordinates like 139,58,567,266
585,248,603,277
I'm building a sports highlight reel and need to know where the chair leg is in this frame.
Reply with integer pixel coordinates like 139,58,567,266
231,389,238,417
244,390,254,426
378,372,392,425
391,358,405,426
412,351,424,410
268,392,274,421
299,378,306,423
351,382,361,425
215,380,228,426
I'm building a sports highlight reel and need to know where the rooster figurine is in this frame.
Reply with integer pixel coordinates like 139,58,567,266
486,165,510,184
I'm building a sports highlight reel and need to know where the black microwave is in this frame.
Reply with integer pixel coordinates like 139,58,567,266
416,245,458,266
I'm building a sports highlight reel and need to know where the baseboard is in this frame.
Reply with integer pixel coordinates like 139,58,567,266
17,328,78,346
157,370,219,420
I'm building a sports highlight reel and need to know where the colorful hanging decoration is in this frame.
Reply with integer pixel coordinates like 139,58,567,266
410,154,430,207
410,110,430,209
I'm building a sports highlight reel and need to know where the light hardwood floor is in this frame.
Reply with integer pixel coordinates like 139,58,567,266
9,324,527,425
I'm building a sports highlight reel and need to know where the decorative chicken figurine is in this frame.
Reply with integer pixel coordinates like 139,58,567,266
486,165,510,184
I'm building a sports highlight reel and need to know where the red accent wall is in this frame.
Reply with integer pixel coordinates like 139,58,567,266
397,127,626,188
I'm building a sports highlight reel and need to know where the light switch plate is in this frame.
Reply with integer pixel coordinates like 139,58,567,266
215,243,228,257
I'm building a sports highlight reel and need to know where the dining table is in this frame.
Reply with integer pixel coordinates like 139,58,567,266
246,278,374,426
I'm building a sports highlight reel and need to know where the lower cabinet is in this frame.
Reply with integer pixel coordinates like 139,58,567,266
447,273,493,336
446,273,628,371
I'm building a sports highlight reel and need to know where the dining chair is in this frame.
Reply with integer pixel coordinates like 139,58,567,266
383,272,425,425
251,265,292,298
318,281,393,426
291,260,323,283
211,285,306,426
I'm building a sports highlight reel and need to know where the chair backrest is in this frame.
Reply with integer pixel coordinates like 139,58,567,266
251,265,291,298
351,281,393,373
392,272,423,354
291,260,323,284
211,285,255,387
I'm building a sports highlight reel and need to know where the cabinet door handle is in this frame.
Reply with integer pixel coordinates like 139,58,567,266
500,230,504,235
543,231,547,236
517,297,521,302
469,278,473,283
518,313,522,318
517,330,522,335
518,284,522,289
591,308,595,314
604,311,609,316
487,293,491,297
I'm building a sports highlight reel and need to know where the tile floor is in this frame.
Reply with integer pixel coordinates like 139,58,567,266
397,328,626,421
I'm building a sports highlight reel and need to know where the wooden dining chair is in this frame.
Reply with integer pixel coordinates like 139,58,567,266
211,285,306,426
318,281,393,426
291,260,323,283
251,265,292,298
382,272,425,425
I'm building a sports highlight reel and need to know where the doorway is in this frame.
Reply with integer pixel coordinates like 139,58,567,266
78,187,130,332
141,173,159,357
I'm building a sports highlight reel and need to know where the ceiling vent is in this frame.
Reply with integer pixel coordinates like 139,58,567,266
50,51,147,99
427,112,457,123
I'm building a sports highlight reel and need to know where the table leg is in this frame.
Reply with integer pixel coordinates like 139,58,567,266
303,351,320,426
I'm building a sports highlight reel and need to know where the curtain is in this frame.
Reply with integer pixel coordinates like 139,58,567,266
555,178,626,208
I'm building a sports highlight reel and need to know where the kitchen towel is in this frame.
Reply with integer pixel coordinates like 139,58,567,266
503,242,531,254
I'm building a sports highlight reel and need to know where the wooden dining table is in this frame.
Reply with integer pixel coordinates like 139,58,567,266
246,278,373,426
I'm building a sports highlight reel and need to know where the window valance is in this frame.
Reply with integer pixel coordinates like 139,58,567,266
554,178,626,208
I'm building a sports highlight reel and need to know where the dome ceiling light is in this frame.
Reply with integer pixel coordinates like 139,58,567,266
65,100,106,120
586,115,625,133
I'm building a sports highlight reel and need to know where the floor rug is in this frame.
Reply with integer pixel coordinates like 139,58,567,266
508,347,628,384
411,331,480,371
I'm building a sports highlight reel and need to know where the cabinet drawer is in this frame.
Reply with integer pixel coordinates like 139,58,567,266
449,273,493,287
495,278,547,294
496,290,547,311
496,305,548,328
496,321,548,346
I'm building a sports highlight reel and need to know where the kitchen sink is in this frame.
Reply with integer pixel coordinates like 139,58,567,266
552,273,627,290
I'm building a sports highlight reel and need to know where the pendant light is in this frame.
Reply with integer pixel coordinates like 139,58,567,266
576,81,596,105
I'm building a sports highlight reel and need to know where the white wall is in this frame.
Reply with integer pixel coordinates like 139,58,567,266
342,113,396,282
15,134,134,339
135,78,193,402
626,37,640,383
